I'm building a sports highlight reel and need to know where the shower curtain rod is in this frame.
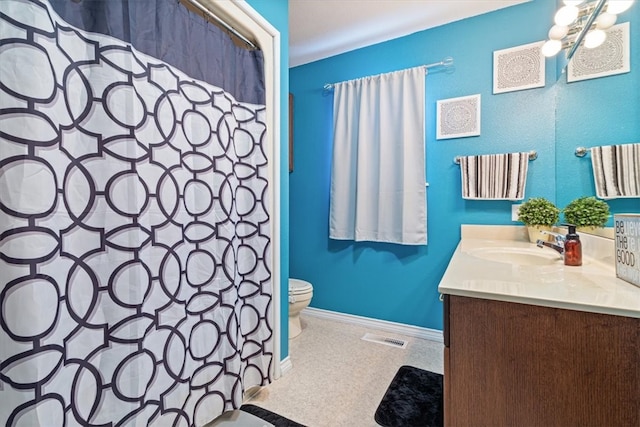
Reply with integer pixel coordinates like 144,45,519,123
323,56,453,90
183,0,258,49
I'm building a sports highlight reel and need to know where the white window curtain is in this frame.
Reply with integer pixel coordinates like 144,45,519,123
329,66,427,245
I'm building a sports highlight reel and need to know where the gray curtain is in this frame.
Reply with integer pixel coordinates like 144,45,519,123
0,0,272,426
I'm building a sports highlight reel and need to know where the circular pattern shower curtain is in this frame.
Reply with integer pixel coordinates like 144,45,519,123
0,1,273,425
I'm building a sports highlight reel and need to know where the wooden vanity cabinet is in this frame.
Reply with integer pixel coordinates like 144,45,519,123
443,294,640,427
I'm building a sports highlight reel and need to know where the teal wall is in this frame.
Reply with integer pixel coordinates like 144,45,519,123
289,0,639,331
244,0,289,358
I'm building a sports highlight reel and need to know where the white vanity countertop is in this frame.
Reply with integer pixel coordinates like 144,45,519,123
438,226,640,319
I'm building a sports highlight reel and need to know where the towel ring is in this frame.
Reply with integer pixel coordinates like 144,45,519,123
453,150,538,165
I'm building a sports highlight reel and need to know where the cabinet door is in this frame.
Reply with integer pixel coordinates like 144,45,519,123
446,295,640,427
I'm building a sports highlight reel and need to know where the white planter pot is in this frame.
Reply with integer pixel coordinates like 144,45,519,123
526,225,552,244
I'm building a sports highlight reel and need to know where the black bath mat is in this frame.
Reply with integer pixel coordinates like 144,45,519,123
374,365,443,427
240,404,306,427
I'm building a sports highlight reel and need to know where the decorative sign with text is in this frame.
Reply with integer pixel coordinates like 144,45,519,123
614,214,640,288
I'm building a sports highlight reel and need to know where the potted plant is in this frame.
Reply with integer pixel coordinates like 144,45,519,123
563,196,610,231
517,197,560,243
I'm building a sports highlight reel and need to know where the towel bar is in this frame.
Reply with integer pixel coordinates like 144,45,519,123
575,147,589,157
453,150,537,165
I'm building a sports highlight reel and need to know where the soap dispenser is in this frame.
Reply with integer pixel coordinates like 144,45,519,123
563,224,582,266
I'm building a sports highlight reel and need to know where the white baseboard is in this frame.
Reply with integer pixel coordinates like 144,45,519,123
279,356,293,376
303,307,444,343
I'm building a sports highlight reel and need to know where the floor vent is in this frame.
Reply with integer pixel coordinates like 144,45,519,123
361,333,407,349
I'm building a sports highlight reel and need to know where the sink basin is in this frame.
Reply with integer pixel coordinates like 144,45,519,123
467,246,563,266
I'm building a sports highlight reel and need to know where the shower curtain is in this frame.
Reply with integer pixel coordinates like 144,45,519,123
0,1,272,426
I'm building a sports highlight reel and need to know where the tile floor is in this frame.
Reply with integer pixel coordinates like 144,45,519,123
244,313,444,427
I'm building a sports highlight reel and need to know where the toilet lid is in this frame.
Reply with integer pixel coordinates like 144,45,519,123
289,278,312,295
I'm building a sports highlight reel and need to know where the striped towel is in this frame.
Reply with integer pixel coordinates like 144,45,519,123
591,143,640,199
460,152,529,200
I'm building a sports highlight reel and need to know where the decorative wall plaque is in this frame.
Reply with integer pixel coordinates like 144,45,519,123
493,41,545,94
568,22,630,83
614,214,640,288
436,94,481,140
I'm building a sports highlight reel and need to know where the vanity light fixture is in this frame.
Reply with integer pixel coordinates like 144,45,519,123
542,0,635,59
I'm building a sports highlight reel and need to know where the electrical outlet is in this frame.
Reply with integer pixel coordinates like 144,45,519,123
512,204,522,222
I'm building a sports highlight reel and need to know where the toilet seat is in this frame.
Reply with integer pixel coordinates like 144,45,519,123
289,278,312,295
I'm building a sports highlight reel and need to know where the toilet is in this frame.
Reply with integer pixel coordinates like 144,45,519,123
288,278,313,339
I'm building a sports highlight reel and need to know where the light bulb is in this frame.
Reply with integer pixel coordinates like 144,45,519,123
554,5,579,25
563,0,584,5
542,39,562,57
596,12,617,29
584,29,607,48
607,1,634,14
549,25,569,40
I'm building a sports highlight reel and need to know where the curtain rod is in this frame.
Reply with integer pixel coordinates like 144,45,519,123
323,56,453,90
182,0,258,50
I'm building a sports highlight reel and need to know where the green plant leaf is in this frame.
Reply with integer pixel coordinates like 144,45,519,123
562,196,610,228
517,197,560,226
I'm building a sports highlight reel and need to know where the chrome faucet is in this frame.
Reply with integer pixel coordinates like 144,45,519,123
536,230,565,255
